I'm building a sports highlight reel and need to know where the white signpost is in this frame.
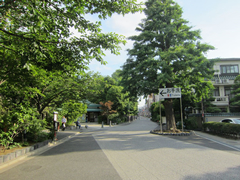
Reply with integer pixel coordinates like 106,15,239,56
159,88,181,98
159,87,183,132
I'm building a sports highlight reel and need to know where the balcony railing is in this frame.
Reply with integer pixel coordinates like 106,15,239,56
189,113,240,117
212,75,238,81
212,96,229,106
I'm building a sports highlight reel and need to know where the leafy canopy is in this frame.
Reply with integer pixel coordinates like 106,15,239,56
121,0,215,100
0,0,143,84
120,0,215,130
0,0,143,148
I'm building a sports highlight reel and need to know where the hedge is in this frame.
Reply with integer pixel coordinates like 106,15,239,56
203,122,240,138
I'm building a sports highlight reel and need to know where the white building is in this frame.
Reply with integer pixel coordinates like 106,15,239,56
211,58,240,112
145,58,240,113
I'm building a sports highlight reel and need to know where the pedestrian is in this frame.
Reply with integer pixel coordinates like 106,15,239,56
62,116,67,131
75,119,81,129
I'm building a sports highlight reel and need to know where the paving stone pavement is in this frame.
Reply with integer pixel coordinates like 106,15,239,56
1,117,240,180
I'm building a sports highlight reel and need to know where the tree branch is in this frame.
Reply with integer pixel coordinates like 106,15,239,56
0,28,60,44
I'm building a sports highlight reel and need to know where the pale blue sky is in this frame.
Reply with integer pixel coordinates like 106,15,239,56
80,0,240,77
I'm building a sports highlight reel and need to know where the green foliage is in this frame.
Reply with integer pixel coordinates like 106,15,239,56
86,71,138,117
27,131,50,143
121,0,215,98
230,75,240,107
106,85,136,116
100,101,117,124
149,102,165,122
203,122,240,137
194,96,221,113
98,115,107,124
61,101,87,125
47,130,55,140
184,117,199,130
1,0,142,84
0,102,40,150
26,118,48,140
203,122,221,133
111,69,123,85
0,0,143,148
120,0,215,130
0,131,21,152
108,113,124,124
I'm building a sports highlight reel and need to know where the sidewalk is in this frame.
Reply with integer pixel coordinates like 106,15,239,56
2,120,240,169
0,122,125,167
193,130,240,151
152,119,240,151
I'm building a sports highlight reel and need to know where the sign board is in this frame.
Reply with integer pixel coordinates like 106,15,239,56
159,88,181,98
53,112,58,121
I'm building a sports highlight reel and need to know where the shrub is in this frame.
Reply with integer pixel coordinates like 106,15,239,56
203,122,240,138
98,115,107,124
184,117,199,130
149,102,165,122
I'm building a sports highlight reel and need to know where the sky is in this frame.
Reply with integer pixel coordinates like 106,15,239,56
86,0,240,77
75,0,240,108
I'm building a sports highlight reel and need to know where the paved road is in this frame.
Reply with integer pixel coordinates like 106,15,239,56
1,117,240,180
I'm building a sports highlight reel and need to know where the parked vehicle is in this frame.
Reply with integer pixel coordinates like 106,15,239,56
220,118,240,124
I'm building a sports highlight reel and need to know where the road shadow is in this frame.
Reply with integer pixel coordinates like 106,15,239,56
183,165,240,180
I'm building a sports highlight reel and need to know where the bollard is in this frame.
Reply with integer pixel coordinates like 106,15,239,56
102,121,104,128
110,121,111,127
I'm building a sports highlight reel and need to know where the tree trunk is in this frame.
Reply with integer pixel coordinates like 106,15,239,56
164,99,177,131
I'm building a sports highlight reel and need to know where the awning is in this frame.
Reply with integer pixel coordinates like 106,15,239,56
87,109,102,112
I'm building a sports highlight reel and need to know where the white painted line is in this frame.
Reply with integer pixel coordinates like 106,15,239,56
194,132,240,152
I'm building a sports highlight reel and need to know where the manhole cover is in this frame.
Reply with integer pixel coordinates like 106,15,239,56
21,165,42,172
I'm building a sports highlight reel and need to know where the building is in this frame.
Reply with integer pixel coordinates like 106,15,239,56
78,101,102,123
86,102,102,122
211,58,240,112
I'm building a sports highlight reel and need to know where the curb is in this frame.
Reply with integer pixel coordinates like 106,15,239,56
150,130,192,136
0,132,80,168
193,131,240,152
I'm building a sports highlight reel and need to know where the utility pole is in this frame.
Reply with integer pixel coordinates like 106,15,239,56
201,97,205,123
159,95,163,133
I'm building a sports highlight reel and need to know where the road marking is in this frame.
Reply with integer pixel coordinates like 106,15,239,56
194,132,240,152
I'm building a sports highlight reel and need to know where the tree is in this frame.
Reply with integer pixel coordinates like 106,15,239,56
100,101,116,125
1,0,142,85
149,102,165,122
121,0,215,131
85,71,138,122
230,75,240,110
60,100,87,125
85,73,116,103
106,85,129,115
0,0,142,149
112,69,123,85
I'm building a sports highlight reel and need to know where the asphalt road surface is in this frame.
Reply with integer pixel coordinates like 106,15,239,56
1,117,240,180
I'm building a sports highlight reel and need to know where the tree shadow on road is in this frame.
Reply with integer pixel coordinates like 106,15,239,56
183,165,240,180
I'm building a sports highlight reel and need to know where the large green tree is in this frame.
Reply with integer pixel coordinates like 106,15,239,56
0,0,142,85
121,0,215,130
85,70,138,119
0,0,142,148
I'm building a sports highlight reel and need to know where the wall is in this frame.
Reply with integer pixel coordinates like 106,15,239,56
205,116,240,122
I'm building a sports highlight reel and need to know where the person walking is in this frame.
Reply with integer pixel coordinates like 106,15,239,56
62,116,67,131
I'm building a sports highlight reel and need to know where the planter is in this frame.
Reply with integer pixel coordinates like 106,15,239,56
150,130,191,136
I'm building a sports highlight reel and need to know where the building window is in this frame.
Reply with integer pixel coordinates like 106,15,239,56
220,65,239,74
213,87,219,96
225,87,235,99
